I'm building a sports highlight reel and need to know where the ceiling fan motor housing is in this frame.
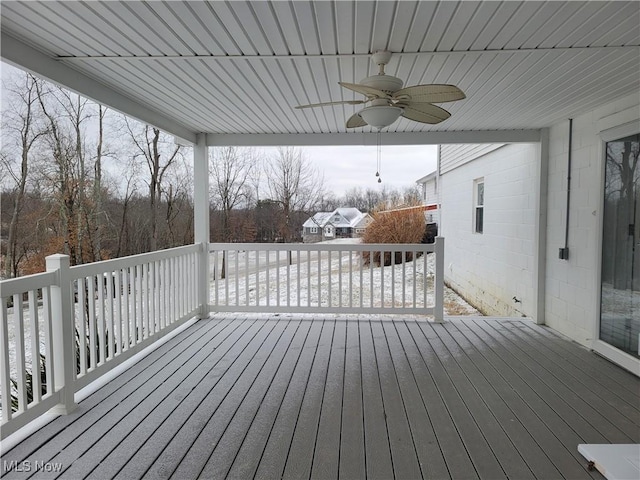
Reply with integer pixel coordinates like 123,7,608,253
360,74,404,94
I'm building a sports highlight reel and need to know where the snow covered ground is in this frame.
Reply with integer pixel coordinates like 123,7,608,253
211,240,479,315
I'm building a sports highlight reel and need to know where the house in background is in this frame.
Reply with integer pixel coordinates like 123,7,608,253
415,170,440,226
302,207,372,243
419,93,640,373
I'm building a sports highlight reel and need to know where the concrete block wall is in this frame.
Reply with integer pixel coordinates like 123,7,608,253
440,143,539,317
544,92,640,347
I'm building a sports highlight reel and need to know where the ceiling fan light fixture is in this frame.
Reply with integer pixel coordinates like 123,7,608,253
359,105,403,129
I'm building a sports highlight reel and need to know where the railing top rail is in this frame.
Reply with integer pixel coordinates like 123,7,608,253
0,271,58,298
71,244,200,279
209,242,437,253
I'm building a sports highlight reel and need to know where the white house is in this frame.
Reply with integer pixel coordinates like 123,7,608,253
415,171,439,226
426,93,640,373
302,207,372,243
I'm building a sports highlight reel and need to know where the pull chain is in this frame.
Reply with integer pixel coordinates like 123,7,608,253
376,130,382,183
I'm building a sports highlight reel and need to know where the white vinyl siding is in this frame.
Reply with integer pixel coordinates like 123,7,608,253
440,144,505,174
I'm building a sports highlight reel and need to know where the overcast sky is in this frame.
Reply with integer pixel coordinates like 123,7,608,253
263,145,437,197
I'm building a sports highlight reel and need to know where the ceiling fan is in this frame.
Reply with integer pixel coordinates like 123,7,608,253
295,51,465,129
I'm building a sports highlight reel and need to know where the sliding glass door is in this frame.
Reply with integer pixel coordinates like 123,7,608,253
600,133,640,358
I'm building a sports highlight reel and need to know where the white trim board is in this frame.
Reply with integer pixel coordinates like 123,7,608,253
578,444,640,480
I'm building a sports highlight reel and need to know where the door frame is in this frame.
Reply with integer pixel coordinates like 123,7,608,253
595,121,640,375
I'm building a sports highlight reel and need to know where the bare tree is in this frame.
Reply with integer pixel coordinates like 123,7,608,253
265,147,325,243
210,146,257,241
210,146,258,277
1,72,48,277
36,81,87,265
92,105,107,260
125,121,182,251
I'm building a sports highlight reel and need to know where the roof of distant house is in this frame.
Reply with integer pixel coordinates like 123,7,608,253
303,207,370,229
415,170,437,184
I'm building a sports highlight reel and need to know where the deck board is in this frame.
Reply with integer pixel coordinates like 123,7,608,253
338,321,366,480
2,315,638,480
482,320,633,443
448,321,589,479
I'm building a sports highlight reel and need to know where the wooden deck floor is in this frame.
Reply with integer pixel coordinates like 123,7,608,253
2,314,638,479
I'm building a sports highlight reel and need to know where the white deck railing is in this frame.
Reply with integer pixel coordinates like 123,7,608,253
209,238,444,319
1,238,444,440
0,244,200,439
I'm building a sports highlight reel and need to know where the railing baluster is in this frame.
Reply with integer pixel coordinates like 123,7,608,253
115,270,122,355
402,252,406,307
296,250,301,307
285,251,290,307
359,252,364,309
423,248,428,309
97,274,106,364
328,250,332,308
234,249,239,307
0,298,12,421
391,251,395,309
106,271,114,360
181,254,186,315
255,249,260,306
150,262,157,334
370,250,374,308
88,277,97,367
380,250,385,309
42,286,55,392
338,251,342,307
307,251,311,307
214,250,219,307
29,290,41,402
166,258,171,325
276,250,280,307
349,251,353,308
317,250,321,307
135,264,143,343
14,294,27,412
265,250,270,307
122,268,130,351
413,253,420,308
77,278,87,373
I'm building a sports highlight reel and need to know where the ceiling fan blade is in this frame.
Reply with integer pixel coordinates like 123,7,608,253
339,82,389,98
399,103,451,124
394,84,465,103
346,112,368,128
295,100,366,109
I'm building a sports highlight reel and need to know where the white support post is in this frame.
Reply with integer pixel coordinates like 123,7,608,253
434,237,445,323
194,133,210,318
534,128,549,325
46,254,76,414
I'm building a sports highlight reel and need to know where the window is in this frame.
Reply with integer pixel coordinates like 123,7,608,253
474,179,484,234
310,227,318,234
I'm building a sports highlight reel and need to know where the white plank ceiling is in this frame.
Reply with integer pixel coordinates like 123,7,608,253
1,1,639,144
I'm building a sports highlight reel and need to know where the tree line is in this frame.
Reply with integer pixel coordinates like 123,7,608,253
1,70,420,278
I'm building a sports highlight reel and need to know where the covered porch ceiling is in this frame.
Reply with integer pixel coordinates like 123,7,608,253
1,0,639,146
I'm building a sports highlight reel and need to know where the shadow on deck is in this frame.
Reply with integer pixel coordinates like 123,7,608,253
2,314,638,479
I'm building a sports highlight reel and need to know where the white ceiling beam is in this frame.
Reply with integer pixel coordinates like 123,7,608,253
1,33,197,145
207,130,541,147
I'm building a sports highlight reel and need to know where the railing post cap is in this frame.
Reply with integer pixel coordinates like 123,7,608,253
45,254,71,274
46,253,69,260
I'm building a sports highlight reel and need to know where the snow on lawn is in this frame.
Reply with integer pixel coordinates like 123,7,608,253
211,239,479,315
